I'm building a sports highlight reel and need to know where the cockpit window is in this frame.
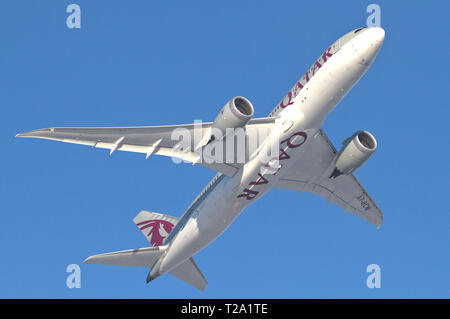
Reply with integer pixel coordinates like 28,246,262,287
354,28,363,33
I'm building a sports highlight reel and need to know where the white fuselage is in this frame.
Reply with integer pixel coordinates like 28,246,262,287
151,27,385,278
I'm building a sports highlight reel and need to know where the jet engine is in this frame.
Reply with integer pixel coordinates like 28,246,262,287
330,130,377,178
210,96,254,142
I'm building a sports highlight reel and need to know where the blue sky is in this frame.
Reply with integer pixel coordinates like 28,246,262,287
1,1,448,298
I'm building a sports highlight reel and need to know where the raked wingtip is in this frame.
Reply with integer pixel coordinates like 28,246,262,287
15,130,37,138
15,132,28,138
15,128,53,139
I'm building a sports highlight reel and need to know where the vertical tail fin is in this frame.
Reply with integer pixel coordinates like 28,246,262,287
133,211,179,246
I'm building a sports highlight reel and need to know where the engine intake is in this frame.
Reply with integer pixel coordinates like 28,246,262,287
210,96,254,141
330,130,377,178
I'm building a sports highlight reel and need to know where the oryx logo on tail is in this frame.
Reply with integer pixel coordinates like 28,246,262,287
136,219,174,246
133,211,179,246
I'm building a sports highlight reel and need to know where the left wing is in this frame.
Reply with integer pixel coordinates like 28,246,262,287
275,129,383,228
16,117,276,177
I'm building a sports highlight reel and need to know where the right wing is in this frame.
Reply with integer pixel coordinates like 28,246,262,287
275,129,383,228
16,117,277,177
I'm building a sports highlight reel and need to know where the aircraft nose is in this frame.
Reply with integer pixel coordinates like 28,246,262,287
355,27,385,66
371,27,385,45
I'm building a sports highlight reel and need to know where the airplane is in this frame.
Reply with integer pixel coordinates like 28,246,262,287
16,27,385,291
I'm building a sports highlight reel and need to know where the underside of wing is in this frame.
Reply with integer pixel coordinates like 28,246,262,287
275,129,383,228
16,117,277,177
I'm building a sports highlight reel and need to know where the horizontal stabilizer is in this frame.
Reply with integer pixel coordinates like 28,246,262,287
169,257,208,291
83,246,166,267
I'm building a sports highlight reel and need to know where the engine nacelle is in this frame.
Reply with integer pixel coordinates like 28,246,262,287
330,130,377,178
210,96,254,142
